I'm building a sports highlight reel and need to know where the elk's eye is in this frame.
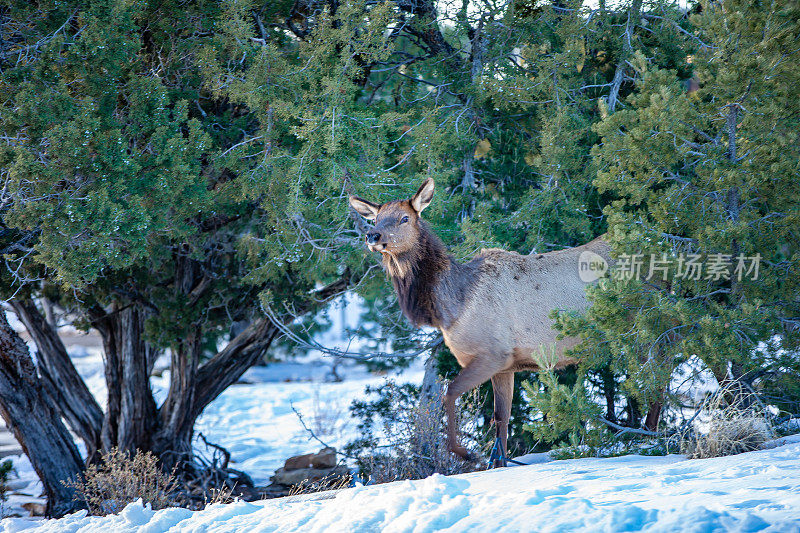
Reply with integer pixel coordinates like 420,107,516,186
400,216,409,224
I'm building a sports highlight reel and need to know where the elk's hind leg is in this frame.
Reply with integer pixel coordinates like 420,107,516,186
490,372,513,467
444,355,507,460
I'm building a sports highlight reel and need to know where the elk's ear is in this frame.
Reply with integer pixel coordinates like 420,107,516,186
349,196,380,221
411,178,435,214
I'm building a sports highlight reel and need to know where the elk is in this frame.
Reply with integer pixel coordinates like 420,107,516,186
349,178,612,466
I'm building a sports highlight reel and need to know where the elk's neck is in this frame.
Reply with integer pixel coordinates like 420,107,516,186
385,223,478,329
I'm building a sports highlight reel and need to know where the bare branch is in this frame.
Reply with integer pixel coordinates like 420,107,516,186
598,416,659,437
606,0,643,113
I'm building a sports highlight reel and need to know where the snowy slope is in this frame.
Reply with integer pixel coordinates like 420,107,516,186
192,373,418,482
4,435,799,532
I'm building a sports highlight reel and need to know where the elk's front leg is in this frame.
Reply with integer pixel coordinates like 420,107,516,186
444,356,507,459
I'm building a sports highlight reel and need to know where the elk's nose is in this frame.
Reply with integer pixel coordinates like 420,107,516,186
366,231,381,245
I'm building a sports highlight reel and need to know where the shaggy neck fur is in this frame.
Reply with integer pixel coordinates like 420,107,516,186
383,221,479,329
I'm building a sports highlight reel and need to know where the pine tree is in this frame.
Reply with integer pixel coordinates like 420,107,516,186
0,0,355,502
584,0,800,429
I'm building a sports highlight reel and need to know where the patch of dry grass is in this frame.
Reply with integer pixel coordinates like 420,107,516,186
287,472,352,497
681,381,775,459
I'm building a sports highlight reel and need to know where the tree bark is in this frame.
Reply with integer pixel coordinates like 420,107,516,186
92,304,158,454
10,299,103,460
600,366,617,423
0,309,85,518
152,327,202,467
643,400,662,431
150,254,207,466
419,352,443,413
625,394,642,426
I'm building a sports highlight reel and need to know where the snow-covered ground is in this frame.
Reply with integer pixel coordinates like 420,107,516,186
4,435,800,532
192,367,422,482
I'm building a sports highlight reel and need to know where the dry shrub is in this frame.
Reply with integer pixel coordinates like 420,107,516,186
310,387,350,439
352,381,483,484
681,381,775,459
65,448,179,515
202,485,235,507
287,472,352,497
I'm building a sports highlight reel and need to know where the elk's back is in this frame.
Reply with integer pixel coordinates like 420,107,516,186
441,237,611,371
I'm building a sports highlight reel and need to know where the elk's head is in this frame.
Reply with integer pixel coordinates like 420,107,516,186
349,178,435,258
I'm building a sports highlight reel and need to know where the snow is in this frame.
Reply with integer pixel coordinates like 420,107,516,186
670,356,720,405
4,436,800,532
1,454,42,522
192,372,420,483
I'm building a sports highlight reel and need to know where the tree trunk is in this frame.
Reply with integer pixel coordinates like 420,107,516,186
92,272,348,472
643,401,662,431
149,254,206,467
600,366,617,423
419,352,443,414
417,352,443,460
10,299,103,460
0,309,85,518
625,395,642,427
92,304,158,454
152,327,202,468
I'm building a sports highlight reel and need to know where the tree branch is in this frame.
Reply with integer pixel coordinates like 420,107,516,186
192,272,352,419
10,298,103,457
606,0,643,113
0,309,86,517
598,416,659,437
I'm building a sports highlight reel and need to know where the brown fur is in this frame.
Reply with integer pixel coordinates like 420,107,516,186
350,178,612,464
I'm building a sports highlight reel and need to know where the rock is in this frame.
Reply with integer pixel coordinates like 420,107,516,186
310,447,337,469
22,502,46,516
283,447,337,471
284,453,314,471
268,447,347,497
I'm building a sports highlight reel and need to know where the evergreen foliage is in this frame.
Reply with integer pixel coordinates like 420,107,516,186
538,0,800,451
0,459,12,509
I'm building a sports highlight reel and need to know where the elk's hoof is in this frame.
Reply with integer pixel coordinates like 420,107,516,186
449,444,469,458
491,458,508,469
489,437,507,468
